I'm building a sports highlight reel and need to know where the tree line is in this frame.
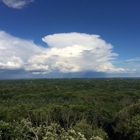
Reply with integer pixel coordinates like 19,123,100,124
0,78,140,140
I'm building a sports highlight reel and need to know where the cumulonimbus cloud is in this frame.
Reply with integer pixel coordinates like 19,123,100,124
2,0,34,9
0,31,125,76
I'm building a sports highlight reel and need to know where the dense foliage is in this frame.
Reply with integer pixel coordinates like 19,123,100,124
0,78,140,140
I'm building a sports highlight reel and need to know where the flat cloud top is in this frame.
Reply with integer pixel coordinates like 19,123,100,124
0,31,126,76
2,0,34,9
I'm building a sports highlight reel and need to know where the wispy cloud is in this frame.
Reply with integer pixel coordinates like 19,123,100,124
125,57,140,70
126,57,140,62
2,0,34,9
0,31,131,78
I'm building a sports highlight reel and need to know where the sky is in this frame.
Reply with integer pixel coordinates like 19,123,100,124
0,0,140,79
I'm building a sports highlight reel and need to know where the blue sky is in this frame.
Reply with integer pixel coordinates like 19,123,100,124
0,0,140,79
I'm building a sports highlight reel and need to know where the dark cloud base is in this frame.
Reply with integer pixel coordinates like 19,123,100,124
0,69,139,80
0,70,106,79
47,71,107,78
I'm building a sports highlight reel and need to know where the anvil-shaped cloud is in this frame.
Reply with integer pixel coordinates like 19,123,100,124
0,31,125,78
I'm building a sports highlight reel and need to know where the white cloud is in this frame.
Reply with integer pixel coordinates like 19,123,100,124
0,31,127,76
41,32,122,73
2,0,34,9
0,56,24,69
0,30,44,71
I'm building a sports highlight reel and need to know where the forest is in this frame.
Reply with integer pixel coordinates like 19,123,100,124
0,78,140,140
